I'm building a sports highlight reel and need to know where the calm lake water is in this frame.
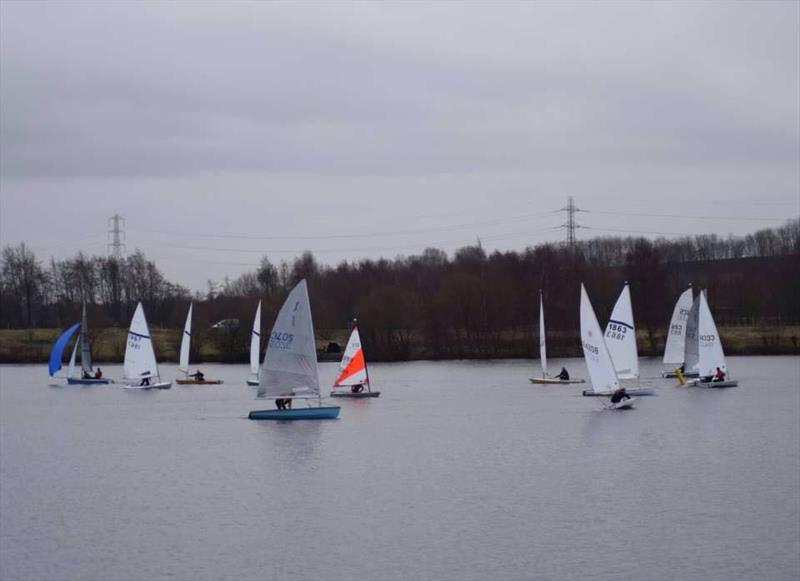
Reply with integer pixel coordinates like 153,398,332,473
1,356,798,581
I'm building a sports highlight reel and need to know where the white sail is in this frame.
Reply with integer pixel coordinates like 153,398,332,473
663,287,693,366
80,302,92,374
123,302,160,381
697,291,727,377
539,291,547,378
604,283,639,380
178,303,192,374
580,284,621,394
333,326,367,387
257,280,320,399
249,301,262,376
683,295,701,374
67,339,79,378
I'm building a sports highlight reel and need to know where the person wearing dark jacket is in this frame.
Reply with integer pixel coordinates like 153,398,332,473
558,367,570,380
610,388,630,404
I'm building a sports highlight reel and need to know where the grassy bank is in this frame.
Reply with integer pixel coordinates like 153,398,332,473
1,325,798,365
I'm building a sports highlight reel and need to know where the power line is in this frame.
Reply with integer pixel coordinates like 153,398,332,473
583,209,789,222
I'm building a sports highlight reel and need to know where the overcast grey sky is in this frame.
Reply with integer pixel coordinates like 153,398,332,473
1,1,798,291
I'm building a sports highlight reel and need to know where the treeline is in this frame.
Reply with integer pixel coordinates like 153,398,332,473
1,219,798,360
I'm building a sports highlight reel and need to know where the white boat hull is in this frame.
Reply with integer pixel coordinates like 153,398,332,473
529,377,585,385
687,379,739,388
583,387,657,397
122,381,172,390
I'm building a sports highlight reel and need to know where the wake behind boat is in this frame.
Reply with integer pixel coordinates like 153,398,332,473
330,320,380,398
248,280,340,420
121,302,171,390
529,290,584,385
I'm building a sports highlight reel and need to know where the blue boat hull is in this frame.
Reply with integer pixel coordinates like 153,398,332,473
67,377,111,385
248,407,341,420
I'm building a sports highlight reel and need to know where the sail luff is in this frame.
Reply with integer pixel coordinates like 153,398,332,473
178,303,192,374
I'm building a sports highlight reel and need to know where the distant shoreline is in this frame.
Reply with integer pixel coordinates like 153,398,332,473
1,325,797,365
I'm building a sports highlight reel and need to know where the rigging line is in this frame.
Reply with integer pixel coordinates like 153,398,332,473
126,210,560,242
131,227,562,256
582,209,789,222
582,226,696,237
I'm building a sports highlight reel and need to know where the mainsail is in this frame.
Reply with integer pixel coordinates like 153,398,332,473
604,283,639,380
257,280,320,400
539,290,548,378
683,295,701,374
80,302,93,375
178,303,193,374
663,287,693,366
250,301,262,377
334,325,368,387
697,290,727,377
123,302,160,382
580,284,621,394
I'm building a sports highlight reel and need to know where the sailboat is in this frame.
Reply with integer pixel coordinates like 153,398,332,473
249,280,341,420
529,290,585,384
580,284,637,410
685,290,738,388
661,286,699,378
47,303,110,385
121,302,171,390
330,320,380,398
583,282,655,396
246,301,261,386
175,303,222,385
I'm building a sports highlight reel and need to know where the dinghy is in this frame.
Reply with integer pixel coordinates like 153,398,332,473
330,320,380,398
583,283,655,397
249,280,340,420
121,302,171,390
661,286,699,378
580,284,638,410
529,290,585,385
65,302,111,384
175,303,222,385
246,301,261,386
685,291,738,388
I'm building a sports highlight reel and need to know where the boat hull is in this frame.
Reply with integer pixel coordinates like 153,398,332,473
248,407,341,420
122,381,172,390
661,370,700,378
529,377,585,385
66,377,111,385
246,379,260,386
175,379,223,385
607,397,638,410
583,387,657,397
688,379,739,388
330,391,380,398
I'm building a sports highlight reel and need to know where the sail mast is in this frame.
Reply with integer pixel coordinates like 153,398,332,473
355,319,373,392
539,289,547,378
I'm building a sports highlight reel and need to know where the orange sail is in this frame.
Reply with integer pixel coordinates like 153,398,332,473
333,327,368,387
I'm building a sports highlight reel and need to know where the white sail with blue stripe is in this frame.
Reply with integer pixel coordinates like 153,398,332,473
604,282,639,380
250,301,261,378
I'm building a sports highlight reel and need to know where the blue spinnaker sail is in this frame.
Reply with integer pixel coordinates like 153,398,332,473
48,323,81,376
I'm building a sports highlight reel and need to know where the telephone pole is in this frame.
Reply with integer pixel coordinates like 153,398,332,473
107,214,126,259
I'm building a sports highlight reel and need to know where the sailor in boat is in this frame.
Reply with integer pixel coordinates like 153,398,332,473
82,369,91,379
351,383,365,394
558,367,570,380
610,387,631,404
140,372,152,387
275,398,292,410
94,368,103,379
190,370,205,382
712,367,726,382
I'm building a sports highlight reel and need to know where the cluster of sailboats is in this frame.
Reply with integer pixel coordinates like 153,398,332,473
533,281,738,410
48,278,737,419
